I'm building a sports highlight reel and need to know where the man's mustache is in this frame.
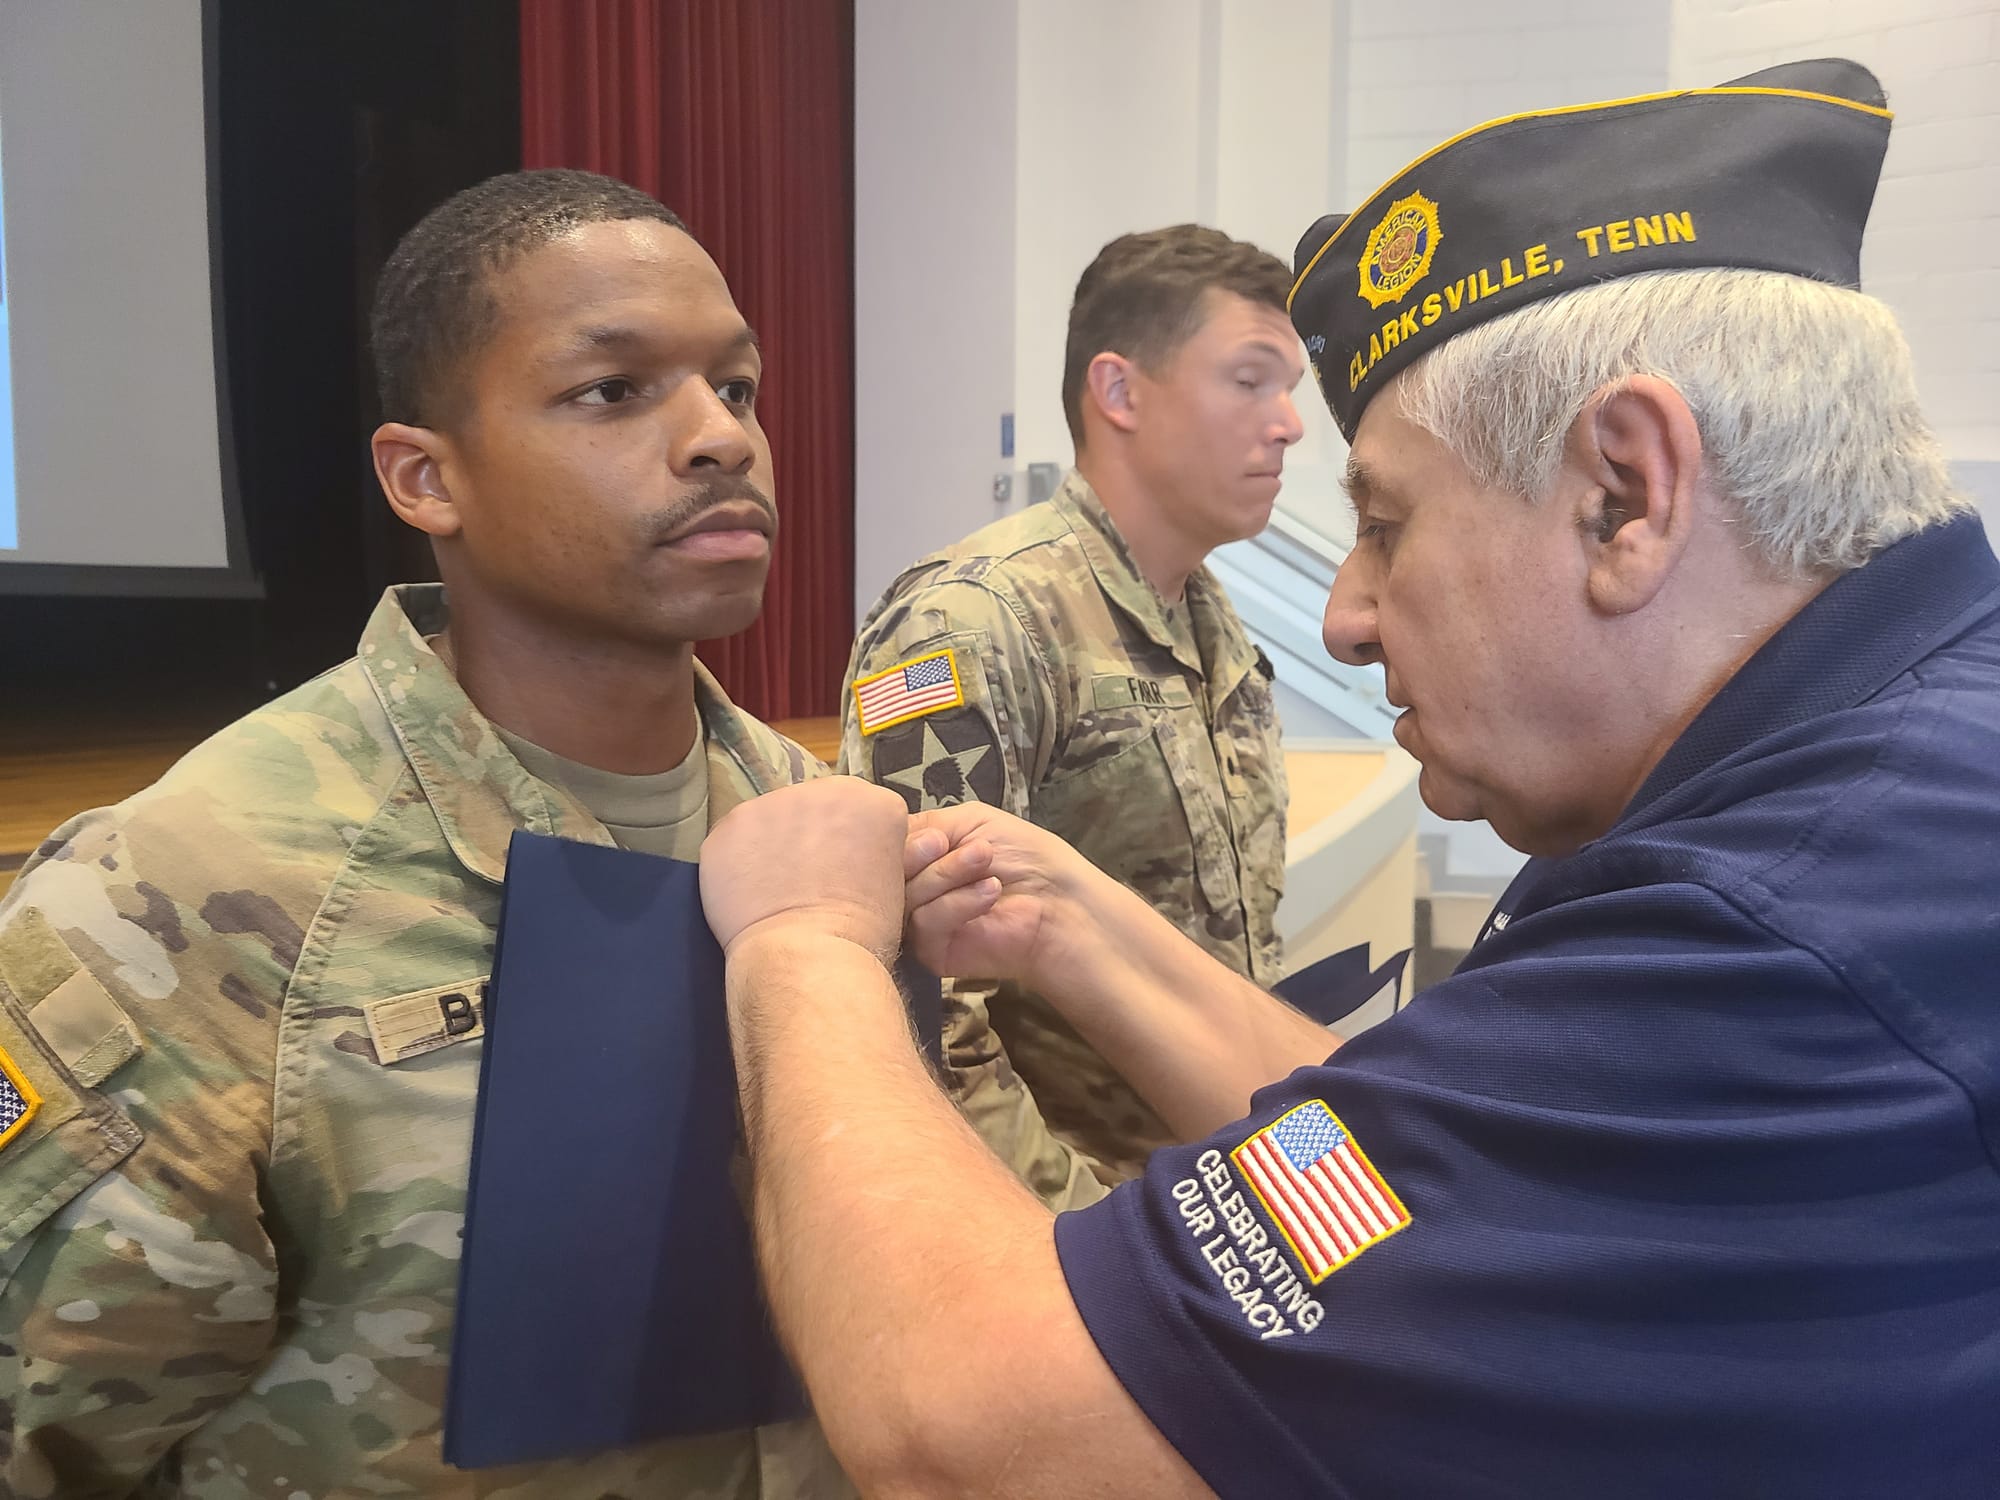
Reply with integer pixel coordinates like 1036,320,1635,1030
648,478,778,544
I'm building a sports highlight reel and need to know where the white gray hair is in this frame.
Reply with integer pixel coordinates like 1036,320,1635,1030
1394,268,1968,575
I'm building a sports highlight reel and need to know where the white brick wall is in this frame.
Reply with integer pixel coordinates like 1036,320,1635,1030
1672,0,2000,460
1343,0,1672,205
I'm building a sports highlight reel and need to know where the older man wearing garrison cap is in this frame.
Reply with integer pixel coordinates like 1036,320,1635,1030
697,60,2000,1499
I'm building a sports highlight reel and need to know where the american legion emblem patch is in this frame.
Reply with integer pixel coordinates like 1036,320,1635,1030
1233,1100,1409,1283
1357,191,1441,309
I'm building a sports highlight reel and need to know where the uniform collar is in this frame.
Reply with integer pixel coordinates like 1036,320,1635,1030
357,585,795,885
698,661,814,821
1052,470,1260,695
1627,512,2000,823
1477,515,2000,946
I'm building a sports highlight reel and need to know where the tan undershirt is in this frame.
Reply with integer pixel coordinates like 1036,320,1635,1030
427,630,709,860
493,722,709,861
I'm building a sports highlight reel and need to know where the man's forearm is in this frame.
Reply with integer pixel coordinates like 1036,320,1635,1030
1035,870,1340,1138
723,926,1216,1500
724,931,1062,1493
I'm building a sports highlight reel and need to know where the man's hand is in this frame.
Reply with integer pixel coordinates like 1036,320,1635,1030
700,777,910,963
903,803,1104,987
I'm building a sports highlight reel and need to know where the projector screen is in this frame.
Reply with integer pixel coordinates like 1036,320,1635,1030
0,0,254,595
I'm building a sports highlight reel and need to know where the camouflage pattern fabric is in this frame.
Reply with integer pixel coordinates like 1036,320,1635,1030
840,472,1288,1183
0,584,1100,1499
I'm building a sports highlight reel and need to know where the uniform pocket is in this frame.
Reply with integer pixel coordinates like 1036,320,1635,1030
1037,710,1239,917
1150,713,1243,913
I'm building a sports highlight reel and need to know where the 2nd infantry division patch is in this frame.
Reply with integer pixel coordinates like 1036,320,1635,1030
869,710,1004,814
1233,1100,1409,1282
0,1043,43,1152
853,649,965,735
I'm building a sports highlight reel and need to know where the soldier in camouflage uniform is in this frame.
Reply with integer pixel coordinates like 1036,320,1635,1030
840,226,1303,1183
0,170,1096,1498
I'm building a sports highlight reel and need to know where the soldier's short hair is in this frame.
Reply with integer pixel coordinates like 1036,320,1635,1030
1061,224,1294,449
370,168,688,428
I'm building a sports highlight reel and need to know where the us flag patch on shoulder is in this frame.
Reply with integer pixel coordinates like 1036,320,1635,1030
1233,1100,1409,1282
0,1043,43,1152
854,649,965,735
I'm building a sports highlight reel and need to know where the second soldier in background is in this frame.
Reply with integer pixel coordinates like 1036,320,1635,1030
840,226,1304,1182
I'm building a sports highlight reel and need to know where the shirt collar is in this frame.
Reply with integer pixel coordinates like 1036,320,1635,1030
1627,512,2000,822
1052,470,1259,693
357,585,799,884
1476,515,2000,947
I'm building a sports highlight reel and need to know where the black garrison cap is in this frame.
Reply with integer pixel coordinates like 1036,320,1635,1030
1288,59,1892,439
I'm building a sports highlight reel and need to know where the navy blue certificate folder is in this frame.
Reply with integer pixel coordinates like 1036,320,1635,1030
444,829,942,1469
1275,942,1412,1026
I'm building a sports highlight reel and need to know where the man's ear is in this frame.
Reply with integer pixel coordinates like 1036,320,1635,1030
1084,352,1142,437
371,423,462,539
1570,374,1705,617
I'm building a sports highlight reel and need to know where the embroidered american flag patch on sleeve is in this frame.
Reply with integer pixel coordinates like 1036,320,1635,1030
853,649,965,735
0,1044,43,1153
1232,1100,1409,1282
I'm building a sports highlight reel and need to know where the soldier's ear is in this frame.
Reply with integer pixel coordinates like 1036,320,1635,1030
1085,352,1142,436
372,423,463,540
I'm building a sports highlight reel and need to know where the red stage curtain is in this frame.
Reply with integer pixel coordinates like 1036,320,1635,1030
520,0,855,719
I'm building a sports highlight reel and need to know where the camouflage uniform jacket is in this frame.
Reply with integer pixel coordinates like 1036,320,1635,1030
840,471,1288,1181
0,585,1099,1499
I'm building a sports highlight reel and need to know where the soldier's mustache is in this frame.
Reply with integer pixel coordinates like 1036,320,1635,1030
649,479,777,544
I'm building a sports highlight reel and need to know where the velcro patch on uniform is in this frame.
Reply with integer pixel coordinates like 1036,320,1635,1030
1091,673,1194,712
27,968,140,1089
0,1044,43,1152
854,649,965,735
870,710,1004,814
1232,1100,1408,1283
364,979,487,1065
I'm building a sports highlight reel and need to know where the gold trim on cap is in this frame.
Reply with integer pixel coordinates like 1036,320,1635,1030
1288,84,1894,310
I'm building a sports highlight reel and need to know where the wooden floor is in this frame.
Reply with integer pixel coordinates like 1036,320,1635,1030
0,702,843,900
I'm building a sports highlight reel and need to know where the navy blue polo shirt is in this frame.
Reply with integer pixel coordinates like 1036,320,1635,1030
1056,514,2000,1499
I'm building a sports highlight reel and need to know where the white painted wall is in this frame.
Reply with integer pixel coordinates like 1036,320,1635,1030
1344,0,1672,205
1214,2,1347,269
853,0,1020,615
1011,0,1207,474
1958,460,2000,539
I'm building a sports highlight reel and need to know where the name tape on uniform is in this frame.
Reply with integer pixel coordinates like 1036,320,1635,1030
364,979,488,1065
